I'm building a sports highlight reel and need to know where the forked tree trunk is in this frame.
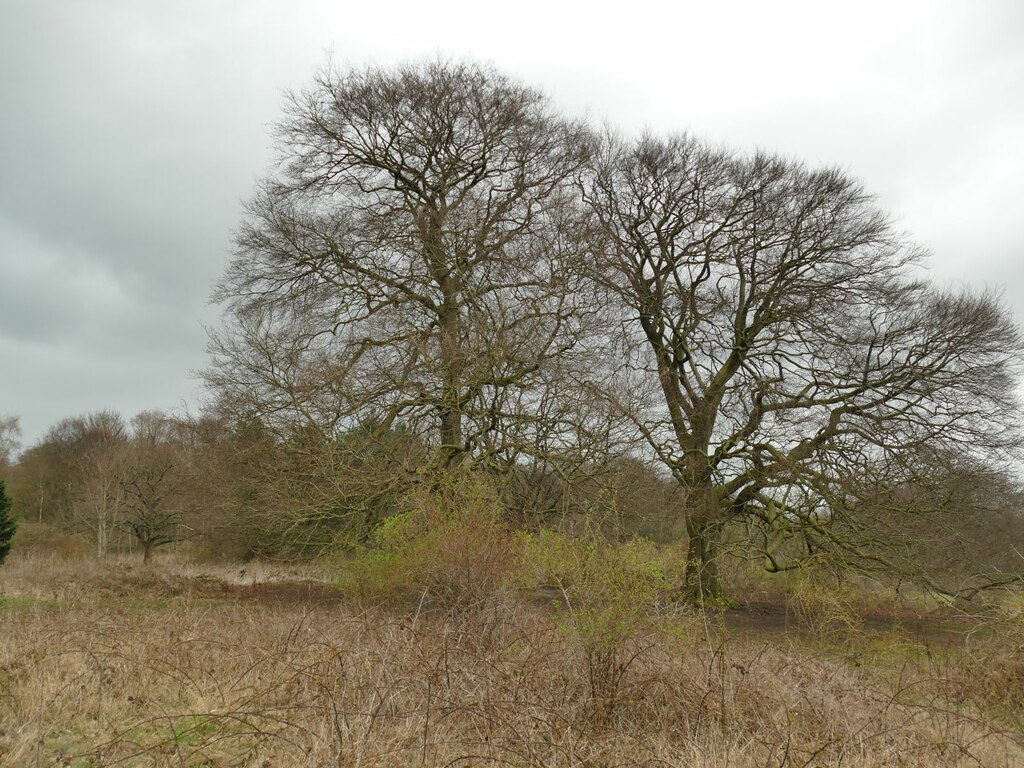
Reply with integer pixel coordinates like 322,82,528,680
683,516,724,606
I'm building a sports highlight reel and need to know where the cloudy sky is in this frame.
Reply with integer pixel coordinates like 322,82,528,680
1,0,1022,448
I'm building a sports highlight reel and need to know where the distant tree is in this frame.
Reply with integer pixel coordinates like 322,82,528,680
119,447,190,564
12,411,130,554
844,454,1024,600
214,422,424,558
9,409,223,559
70,412,130,557
584,134,1023,603
0,415,20,475
0,479,15,565
10,420,77,526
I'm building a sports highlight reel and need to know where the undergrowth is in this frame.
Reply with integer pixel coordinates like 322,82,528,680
2,511,1024,766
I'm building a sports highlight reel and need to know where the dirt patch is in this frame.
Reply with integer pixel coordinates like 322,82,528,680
723,597,970,644
189,578,345,605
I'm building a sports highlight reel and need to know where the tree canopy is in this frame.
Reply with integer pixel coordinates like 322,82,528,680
203,61,1024,601
583,133,1022,599
208,60,600,471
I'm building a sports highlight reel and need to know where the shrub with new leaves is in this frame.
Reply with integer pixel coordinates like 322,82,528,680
522,526,671,719
787,561,865,643
339,471,522,618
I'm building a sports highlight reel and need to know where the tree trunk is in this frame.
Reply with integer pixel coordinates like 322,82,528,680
97,514,107,558
683,516,724,606
142,540,154,565
436,273,465,468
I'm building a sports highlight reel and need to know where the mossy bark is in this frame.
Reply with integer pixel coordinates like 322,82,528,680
682,516,724,606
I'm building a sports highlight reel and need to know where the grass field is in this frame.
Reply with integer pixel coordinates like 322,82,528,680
2,552,1023,767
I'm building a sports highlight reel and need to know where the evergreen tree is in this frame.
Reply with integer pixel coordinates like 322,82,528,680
0,479,15,565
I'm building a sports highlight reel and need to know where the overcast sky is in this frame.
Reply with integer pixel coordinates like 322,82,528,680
1,0,1022,449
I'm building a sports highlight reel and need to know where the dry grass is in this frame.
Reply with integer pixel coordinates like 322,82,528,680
1,554,1023,767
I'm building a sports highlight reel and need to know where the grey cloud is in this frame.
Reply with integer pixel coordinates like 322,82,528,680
1,0,1022,447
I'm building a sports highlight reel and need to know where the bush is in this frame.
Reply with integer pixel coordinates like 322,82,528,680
522,526,673,720
338,470,523,622
786,562,865,643
955,609,1024,721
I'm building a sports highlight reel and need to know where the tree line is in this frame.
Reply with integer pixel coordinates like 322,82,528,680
3,60,1023,601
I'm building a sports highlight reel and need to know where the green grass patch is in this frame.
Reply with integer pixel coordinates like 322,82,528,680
0,594,58,612
116,715,224,763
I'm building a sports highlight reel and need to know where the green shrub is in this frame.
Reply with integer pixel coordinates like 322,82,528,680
522,526,673,719
338,471,523,619
786,562,865,643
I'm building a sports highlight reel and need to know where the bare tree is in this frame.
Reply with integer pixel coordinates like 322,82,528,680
0,415,20,475
69,411,130,557
208,59,596,472
584,133,1023,603
824,450,1024,600
11,415,108,529
119,445,191,564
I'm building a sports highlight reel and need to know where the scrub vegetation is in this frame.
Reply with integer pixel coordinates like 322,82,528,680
3,535,1024,767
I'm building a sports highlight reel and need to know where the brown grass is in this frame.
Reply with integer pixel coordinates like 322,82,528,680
1,553,1022,767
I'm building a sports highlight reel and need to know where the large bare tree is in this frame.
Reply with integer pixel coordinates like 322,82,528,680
584,134,1023,602
208,60,596,471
